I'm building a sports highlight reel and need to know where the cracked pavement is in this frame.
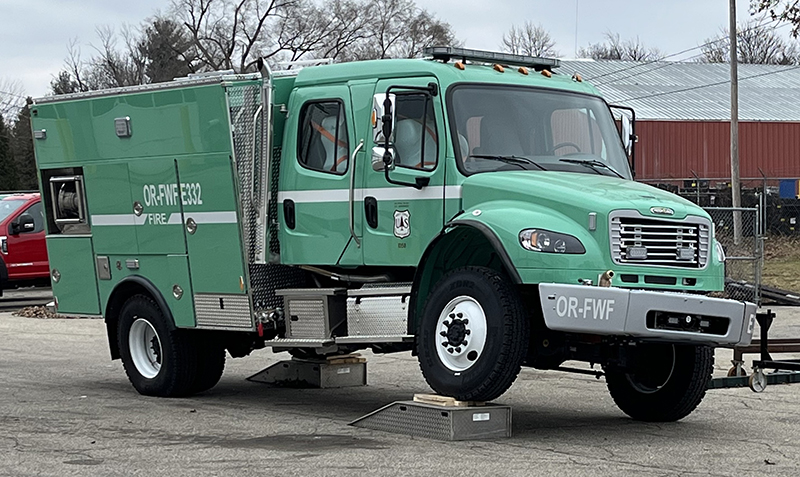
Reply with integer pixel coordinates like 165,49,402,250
1,307,800,476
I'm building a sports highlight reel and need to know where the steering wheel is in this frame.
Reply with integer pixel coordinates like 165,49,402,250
549,142,582,154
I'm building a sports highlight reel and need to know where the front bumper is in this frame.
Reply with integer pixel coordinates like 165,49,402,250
538,283,757,347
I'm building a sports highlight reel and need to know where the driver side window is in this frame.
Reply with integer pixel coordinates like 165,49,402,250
393,94,438,170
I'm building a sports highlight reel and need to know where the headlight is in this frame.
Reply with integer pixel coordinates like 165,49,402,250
714,240,726,262
519,229,585,254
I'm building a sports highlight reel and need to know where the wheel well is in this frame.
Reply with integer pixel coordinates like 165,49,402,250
105,277,175,360
410,225,519,334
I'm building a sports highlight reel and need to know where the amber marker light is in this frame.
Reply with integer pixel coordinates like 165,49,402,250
493,64,505,73
454,61,465,70
541,69,552,78
518,66,529,75
572,73,583,82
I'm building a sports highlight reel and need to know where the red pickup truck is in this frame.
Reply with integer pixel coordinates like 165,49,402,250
0,193,49,296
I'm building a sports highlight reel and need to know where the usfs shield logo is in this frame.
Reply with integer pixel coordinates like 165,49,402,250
393,210,410,239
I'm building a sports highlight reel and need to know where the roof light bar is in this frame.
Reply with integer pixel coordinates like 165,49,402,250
424,46,560,70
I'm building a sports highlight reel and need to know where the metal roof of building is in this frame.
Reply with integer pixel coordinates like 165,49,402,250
559,59,800,122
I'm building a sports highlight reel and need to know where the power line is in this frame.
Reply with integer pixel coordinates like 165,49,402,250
584,16,782,84
0,90,28,101
620,63,800,102
591,20,792,88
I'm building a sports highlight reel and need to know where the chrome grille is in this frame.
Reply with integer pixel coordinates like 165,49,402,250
610,212,710,268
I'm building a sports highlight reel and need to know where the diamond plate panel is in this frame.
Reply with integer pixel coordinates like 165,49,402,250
195,294,253,330
350,401,511,441
347,297,408,336
249,263,307,310
286,299,327,338
226,83,266,264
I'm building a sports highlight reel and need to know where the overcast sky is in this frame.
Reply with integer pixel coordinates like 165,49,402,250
0,0,771,99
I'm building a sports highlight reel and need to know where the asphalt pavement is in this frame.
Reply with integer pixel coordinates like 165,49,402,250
1,306,800,476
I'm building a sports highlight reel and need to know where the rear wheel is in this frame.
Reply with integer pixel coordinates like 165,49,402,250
118,295,199,397
605,344,714,422
417,267,529,402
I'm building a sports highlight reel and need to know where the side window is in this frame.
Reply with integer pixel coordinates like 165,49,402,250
20,202,45,234
297,101,349,174
393,94,438,170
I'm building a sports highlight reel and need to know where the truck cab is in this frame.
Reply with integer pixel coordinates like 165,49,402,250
0,193,49,294
30,47,755,422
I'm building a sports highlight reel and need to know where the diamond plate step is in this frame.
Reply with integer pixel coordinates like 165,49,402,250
247,359,366,388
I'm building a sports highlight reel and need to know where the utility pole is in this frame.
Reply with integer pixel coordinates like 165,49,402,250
730,0,742,244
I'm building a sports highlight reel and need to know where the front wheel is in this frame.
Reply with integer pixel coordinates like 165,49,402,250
417,267,529,402
605,343,714,422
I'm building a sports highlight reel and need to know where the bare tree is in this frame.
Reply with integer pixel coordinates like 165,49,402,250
578,32,662,61
501,22,558,57
700,18,798,64
172,0,296,73
751,0,800,37
0,79,25,119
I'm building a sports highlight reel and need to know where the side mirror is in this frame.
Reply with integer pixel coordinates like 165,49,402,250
372,147,396,171
372,92,396,169
11,214,35,235
620,114,638,156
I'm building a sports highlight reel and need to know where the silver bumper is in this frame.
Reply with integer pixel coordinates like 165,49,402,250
538,283,757,347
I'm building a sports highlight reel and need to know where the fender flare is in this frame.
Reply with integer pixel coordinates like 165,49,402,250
104,275,177,360
106,275,177,330
408,220,521,335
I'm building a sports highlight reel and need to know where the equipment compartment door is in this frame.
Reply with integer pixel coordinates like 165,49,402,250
47,236,100,314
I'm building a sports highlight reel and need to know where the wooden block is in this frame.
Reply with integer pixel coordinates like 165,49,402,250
412,393,485,407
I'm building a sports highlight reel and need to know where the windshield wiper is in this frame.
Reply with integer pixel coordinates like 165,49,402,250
469,154,547,171
558,158,624,179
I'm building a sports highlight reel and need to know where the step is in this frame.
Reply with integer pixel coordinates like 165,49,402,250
349,395,512,441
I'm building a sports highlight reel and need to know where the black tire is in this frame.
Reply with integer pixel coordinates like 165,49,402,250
118,294,199,397
189,335,226,394
417,266,529,402
605,344,714,422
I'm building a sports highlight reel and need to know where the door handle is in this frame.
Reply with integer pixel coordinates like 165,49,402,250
349,139,364,246
365,197,378,229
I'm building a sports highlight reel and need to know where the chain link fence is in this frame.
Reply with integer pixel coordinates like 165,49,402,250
704,207,763,304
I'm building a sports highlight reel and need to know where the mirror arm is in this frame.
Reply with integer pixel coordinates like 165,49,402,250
383,167,429,190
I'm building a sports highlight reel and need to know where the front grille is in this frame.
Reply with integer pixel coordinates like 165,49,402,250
610,213,710,268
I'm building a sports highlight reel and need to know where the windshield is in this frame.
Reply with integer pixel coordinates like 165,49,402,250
449,85,632,179
0,199,26,223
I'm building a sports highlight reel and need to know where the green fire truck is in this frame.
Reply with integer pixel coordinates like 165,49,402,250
31,47,756,422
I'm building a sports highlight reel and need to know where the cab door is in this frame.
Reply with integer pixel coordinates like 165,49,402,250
279,85,356,265
4,200,48,279
361,77,446,266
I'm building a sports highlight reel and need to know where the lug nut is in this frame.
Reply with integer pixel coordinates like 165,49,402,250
457,313,463,318
449,313,455,318
462,319,469,325
448,348,454,353
443,320,450,327
465,330,471,335
441,341,449,347
455,347,461,353
462,340,468,346
440,331,447,337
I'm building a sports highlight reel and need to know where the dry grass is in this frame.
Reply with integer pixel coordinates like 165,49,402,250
763,236,800,293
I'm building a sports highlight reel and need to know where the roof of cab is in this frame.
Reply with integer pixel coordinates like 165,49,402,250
293,58,600,97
